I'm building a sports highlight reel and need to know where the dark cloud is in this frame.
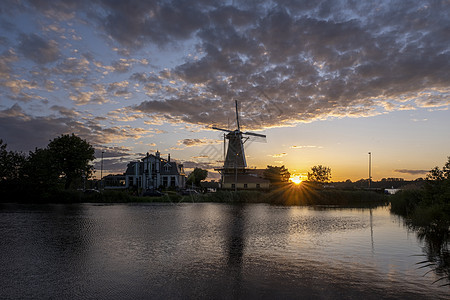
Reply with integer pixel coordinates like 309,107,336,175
97,0,211,49
182,160,217,170
18,33,60,64
0,104,68,151
394,169,429,175
50,105,79,118
177,138,219,147
0,104,151,152
93,157,131,174
112,59,132,73
94,146,133,159
129,1,449,128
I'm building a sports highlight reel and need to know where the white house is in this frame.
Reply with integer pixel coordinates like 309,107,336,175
125,151,186,190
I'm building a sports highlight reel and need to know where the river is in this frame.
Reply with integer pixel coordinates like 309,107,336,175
0,203,448,299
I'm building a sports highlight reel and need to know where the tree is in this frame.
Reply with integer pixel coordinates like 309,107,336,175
0,139,26,182
307,165,332,184
425,156,450,201
186,168,208,187
263,165,291,184
23,147,61,192
47,134,95,189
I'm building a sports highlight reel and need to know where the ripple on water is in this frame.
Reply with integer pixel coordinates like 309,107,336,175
0,203,448,299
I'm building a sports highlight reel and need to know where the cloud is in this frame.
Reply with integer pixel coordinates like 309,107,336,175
18,33,60,64
98,0,208,49
53,57,90,75
112,59,132,73
0,49,18,79
50,105,79,118
1,0,449,153
271,153,287,158
2,79,38,94
125,1,449,128
0,104,153,152
177,138,220,147
94,146,133,159
69,90,108,105
191,155,209,159
394,169,429,175
291,145,321,149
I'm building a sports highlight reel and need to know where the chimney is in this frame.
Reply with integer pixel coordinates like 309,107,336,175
156,150,160,158
168,153,170,162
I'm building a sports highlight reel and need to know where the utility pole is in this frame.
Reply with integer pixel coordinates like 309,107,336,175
368,152,372,188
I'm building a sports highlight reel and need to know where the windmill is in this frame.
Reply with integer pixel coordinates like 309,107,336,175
212,100,266,188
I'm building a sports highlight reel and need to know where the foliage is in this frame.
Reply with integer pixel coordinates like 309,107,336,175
263,165,291,184
23,147,62,192
47,134,95,189
1,134,96,202
391,156,450,220
390,156,450,286
0,139,26,182
307,165,332,184
0,140,27,199
186,168,208,187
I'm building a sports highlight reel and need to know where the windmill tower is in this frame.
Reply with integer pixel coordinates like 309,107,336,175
212,100,267,189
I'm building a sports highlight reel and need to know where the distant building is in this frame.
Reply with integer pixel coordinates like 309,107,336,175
124,151,186,190
221,173,270,190
103,174,126,189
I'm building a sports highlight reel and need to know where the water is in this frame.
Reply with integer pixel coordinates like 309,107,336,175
0,203,448,299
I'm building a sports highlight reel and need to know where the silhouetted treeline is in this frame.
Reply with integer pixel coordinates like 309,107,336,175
0,134,94,202
330,177,425,190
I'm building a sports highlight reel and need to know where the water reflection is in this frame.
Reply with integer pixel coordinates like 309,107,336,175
226,205,245,267
413,223,450,286
224,205,246,298
1,203,449,299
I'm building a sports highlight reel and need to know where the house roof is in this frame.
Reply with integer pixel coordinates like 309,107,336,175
125,161,141,175
161,161,185,176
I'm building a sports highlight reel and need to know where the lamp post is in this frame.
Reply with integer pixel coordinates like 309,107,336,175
100,151,104,191
368,152,372,188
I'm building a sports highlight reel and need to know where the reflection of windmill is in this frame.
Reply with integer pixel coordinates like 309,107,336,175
212,100,266,190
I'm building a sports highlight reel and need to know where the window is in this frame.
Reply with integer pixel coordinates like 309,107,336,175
256,184,260,189
231,184,235,189
244,184,248,189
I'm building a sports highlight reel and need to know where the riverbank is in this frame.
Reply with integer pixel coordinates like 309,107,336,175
7,186,388,206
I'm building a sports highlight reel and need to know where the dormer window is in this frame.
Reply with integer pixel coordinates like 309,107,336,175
164,163,171,172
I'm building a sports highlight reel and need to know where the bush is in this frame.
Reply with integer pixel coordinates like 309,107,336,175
390,189,424,216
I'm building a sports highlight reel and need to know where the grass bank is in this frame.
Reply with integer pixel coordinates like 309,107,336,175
151,188,387,206
4,185,388,206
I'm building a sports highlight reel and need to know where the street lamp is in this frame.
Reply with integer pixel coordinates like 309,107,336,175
368,152,372,188
100,151,104,191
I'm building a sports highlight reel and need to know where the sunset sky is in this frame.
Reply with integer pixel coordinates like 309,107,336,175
0,0,449,181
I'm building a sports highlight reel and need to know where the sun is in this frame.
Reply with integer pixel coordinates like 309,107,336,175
289,174,303,185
